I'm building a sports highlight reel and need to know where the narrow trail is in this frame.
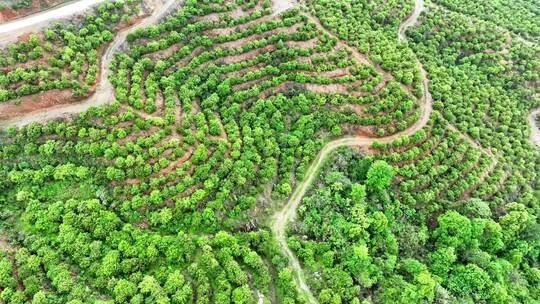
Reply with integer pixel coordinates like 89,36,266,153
411,2,540,152
446,124,499,190
398,0,424,41
270,0,431,302
447,125,495,158
306,13,415,100
272,0,521,299
0,0,110,45
399,0,500,185
0,0,179,128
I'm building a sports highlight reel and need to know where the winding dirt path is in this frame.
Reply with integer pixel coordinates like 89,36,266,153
398,0,424,41
270,1,432,302
273,0,512,300
0,0,179,128
271,98,432,304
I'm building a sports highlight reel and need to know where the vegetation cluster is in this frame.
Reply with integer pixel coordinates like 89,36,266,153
0,0,538,303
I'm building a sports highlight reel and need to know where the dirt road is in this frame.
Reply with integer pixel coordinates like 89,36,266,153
270,97,432,304
0,0,110,45
0,0,179,128
270,0,432,302
398,0,424,41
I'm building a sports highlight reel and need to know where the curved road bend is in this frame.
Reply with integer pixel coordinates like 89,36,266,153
271,0,431,303
399,0,540,151
0,0,179,128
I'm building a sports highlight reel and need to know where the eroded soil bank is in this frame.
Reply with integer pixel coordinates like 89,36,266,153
0,0,72,24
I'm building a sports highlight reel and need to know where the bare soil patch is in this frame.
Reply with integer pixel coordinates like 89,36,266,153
272,0,296,15
0,235,14,252
0,89,74,121
0,0,68,23
0,7,18,22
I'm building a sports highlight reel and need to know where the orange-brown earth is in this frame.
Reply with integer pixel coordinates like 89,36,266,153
0,0,67,23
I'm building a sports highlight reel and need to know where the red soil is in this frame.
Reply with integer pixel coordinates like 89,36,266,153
0,0,63,23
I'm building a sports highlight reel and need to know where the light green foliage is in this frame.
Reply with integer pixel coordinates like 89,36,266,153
290,148,540,303
433,210,472,248
366,160,395,191
0,0,539,303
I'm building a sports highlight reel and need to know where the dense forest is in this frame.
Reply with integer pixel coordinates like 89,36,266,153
0,0,538,303
291,147,539,303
